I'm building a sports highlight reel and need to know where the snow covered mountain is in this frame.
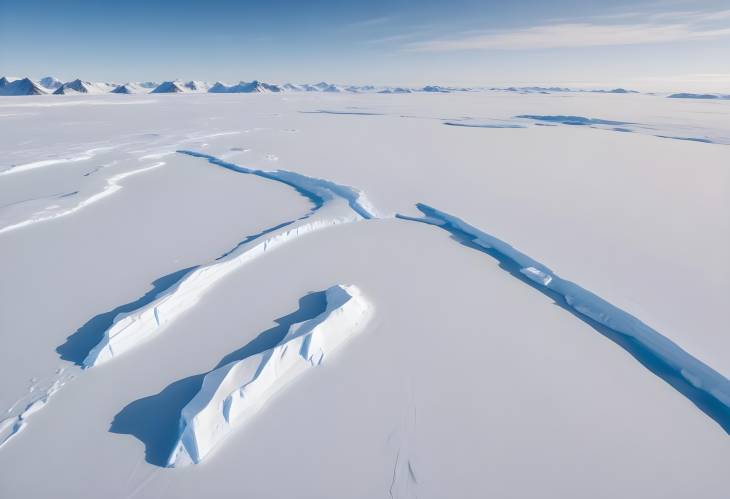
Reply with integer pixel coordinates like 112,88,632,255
0,77,48,96
111,83,148,94
183,80,211,92
53,79,116,95
313,81,342,92
150,81,187,93
281,83,303,91
422,85,451,93
39,76,63,90
378,87,412,94
150,81,213,93
667,92,729,100
0,74,724,99
209,80,281,93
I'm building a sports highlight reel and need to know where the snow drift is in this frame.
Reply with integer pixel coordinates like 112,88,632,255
167,284,372,467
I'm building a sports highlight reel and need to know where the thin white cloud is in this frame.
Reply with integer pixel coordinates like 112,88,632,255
650,9,730,22
346,16,394,29
363,27,435,45
404,9,730,52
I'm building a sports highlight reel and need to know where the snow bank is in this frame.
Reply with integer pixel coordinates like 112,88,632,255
82,152,379,368
168,284,372,467
0,146,116,176
399,203,730,432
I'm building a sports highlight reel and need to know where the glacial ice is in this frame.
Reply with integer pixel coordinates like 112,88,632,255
167,284,372,467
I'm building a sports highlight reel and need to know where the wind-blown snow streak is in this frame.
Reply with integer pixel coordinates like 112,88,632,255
0,146,116,176
82,152,378,368
398,203,730,433
0,162,165,235
168,284,372,467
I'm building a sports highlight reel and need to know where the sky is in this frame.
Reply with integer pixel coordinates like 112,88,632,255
1,0,729,91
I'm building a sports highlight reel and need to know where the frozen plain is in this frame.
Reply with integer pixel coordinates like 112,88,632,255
0,90,729,498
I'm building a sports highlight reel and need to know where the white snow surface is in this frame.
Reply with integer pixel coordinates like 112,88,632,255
0,90,729,498
168,283,372,467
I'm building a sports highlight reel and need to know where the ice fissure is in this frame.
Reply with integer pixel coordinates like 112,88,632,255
397,203,730,433
83,152,379,367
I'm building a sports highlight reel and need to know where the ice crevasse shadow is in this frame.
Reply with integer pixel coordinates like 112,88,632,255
397,203,730,434
76,150,379,368
110,291,328,466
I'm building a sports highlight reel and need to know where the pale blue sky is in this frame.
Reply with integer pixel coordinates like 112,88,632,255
1,0,729,91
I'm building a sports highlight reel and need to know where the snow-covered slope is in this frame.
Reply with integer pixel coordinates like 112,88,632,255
39,76,63,90
281,83,303,91
0,77,48,96
311,81,342,92
53,79,116,95
111,82,148,94
208,80,281,93
182,80,211,93
150,81,186,93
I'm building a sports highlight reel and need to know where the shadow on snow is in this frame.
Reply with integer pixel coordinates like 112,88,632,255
56,266,198,366
109,290,328,466
397,205,730,435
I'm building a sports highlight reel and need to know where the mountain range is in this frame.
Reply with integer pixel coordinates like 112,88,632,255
0,76,474,96
1,76,679,97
